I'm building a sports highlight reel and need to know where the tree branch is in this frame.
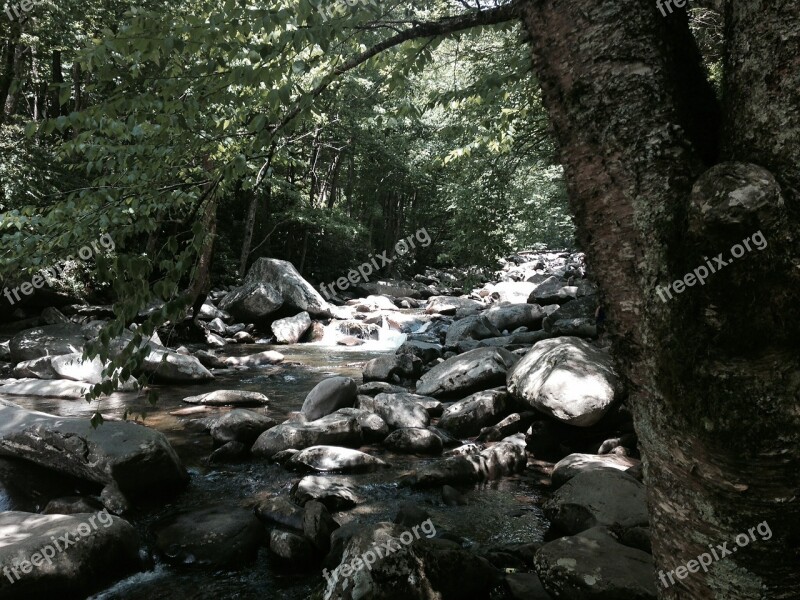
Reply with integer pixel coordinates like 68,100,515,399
271,1,522,135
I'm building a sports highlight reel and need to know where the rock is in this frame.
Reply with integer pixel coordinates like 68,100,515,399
505,572,551,600
551,453,641,488
142,347,214,383
40,306,70,324
397,339,443,362
0,511,141,599
507,337,620,427
243,258,332,317
9,324,87,362
272,311,312,344
0,400,188,507
50,353,136,389
437,389,509,437
535,527,656,599
384,428,443,454
301,376,357,421
425,296,483,315
542,296,597,332
251,412,362,459
269,529,316,563
373,393,431,429
442,484,467,506
357,381,408,396
335,407,389,441
291,475,359,510
208,441,248,463
193,349,228,369
0,341,9,360
444,315,501,347
12,356,59,379
233,330,255,343
205,317,227,334
218,282,284,321
416,347,520,398
43,495,104,515
303,500,339,553
255,496,305,531
337,335,365,346
210,409,276,447
598,434,638,454
544,469,649,535
528,276,575,305
413,436,527,488
153,506,263,567
225,350,285,367
183,390,269,406
197,302,230,321
483,303,546,331
0,378,93,398
363,353,421,383
393,503,432,528
288,445,389,472
477,411,539,443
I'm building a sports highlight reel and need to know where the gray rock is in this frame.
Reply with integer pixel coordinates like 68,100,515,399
225,350,285,367
373,393,431,429
393,503,432,528
0,400,188,506
12,356,59,379
303,500,339,553
363,353,421,382
477,412,539,443
288,445,389,472
383,428,443,454
183,390,269,406
357,381,408,396
535,527,656,599
301,376,357,421
438,389,509,437
444,315,501,347
219,282,284,321
0,378,94,399
505,572,551,600
544,469,649,535
141,346,214,383
507,337,620,427
42,496,104,515
243,258,332,317
397,339,443,362
542,296,597,331
335,407,389,441
153,506,263,567
269,529,316,562
291,475,359,510
255,496,305,531
0,511,141,599
416,347,520,398
272,311,312,344
208,441,248,463
425,296,483,315
251,412,362,459
483,303,546,331
210,409,276,446
551,453,640,488
9,324,87,363
193,349,228,369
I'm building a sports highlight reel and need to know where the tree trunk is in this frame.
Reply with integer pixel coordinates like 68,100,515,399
521,0,800,598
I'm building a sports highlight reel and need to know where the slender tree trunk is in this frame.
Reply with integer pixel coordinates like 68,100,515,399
0,37,18,126
3,44,28,118
521,1,800,598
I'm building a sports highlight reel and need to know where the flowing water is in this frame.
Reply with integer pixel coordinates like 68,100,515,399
1,322,550,599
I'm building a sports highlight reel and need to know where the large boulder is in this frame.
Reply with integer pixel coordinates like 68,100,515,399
9,324,87,363
291,475,360,510
210,409,276,447
0,511,142,600
301,376,358,421
437,389,509,437
413,436,527,487
373,393,432,429
507,337,620,427
551,453,640,488
535,527,657,599
271,311,312,344
363,354,421,383
416,347,519,398
153,506,263,567
251,412,362,459
425,296,483,315
0,379,93,399
243,258,332,317
287,445,389,473
141,346,214,383
0,400,188,509
12,357,59,379
183,390,269,406
218,282,284,321
483,303,546,332
383,428,443,454
544,469,649,535
444,315,501,348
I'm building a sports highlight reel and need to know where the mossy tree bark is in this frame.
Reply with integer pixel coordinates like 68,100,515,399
521,0,800,598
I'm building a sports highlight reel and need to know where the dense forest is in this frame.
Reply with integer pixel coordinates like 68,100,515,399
0,1,797,599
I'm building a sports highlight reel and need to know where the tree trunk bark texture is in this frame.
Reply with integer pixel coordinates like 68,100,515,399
521,1,800,598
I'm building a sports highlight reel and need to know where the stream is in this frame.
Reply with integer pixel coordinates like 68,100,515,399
1,325,550,599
